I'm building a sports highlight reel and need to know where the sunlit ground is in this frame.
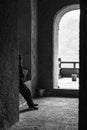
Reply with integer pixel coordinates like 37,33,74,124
56,77,79,90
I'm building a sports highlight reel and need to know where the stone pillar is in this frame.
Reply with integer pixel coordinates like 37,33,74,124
0,1,19,129
31,0,38,97
79,0,87,129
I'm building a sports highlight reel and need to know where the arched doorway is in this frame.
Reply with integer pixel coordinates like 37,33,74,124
53,4,80,89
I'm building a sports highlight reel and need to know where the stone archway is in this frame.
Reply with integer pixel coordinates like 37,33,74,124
53,4,80,89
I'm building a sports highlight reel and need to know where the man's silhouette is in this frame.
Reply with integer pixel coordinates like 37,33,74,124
19,54,38,110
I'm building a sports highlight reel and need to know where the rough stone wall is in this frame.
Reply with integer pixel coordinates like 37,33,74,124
0,1,19,129
18,0,31,79
37,0,79,92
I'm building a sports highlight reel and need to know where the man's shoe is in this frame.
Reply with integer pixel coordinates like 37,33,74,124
29,106,38,110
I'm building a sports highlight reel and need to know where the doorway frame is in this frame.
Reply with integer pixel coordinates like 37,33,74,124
53,4,80,89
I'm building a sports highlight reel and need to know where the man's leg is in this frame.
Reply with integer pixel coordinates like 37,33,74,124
19,81,35,107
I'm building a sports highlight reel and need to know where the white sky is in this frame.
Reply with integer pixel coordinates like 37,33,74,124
58,10,80,61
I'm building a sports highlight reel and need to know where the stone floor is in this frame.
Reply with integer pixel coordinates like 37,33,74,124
11,97,79,130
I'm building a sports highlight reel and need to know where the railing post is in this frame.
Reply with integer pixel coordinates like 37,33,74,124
73,62,76,69
58,58,61,69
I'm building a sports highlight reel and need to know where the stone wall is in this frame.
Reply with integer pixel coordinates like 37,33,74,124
0,0,19,129
18,0,31,79
18,0,38,97
79,0,87,129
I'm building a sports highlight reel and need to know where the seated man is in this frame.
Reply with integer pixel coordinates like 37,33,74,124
19,54,38,110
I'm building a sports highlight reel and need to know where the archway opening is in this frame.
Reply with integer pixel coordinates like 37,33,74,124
53,4,80,90
58,10,80,90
